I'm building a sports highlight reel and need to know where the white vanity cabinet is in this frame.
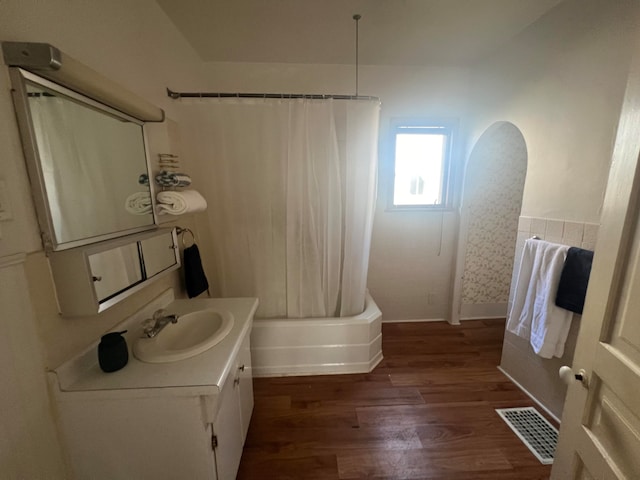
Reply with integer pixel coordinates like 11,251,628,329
51,294,258,480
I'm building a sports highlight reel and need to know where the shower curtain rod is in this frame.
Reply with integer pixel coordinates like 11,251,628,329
166,88,379,101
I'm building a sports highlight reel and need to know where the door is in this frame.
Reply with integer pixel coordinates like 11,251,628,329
551,22,640,479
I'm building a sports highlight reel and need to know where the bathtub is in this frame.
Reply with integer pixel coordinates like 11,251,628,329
250,293,383,377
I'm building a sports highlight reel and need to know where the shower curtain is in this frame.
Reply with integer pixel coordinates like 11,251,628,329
184,98,380,318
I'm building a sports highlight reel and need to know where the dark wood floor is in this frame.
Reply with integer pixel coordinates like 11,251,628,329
238,320,554,479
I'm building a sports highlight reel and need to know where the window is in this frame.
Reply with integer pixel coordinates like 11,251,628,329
390,121,454,209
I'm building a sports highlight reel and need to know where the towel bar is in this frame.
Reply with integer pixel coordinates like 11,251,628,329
176,227,196,248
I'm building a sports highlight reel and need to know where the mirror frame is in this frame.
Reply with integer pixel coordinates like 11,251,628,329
9,67,157,252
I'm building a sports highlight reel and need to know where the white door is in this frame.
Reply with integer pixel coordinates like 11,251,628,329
551,19,640,479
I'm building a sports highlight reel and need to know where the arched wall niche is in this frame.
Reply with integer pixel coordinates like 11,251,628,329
452,121,528,322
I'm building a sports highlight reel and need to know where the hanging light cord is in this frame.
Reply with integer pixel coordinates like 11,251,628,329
353,14,361,97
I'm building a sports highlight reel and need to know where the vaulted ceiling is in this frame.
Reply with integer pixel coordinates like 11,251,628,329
156,0,564,66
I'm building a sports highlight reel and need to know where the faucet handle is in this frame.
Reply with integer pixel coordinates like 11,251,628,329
142,318,155,335
152,309,166,321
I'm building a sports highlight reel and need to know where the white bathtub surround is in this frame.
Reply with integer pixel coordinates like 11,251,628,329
251,293,383,377
50,289,258,479
183,98,379,319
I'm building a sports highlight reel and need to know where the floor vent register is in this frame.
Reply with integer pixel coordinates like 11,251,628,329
496,406,558,465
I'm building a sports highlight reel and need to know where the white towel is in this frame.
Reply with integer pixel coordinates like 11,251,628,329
507,239,573,358
124,191,152,215
156,190,207,215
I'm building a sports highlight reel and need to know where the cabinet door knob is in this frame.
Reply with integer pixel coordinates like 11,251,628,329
238,364,245,372
234,377,240,386
92,276,102,282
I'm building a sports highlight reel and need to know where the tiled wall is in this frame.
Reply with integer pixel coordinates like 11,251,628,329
500,216,598,419
517,216,598,251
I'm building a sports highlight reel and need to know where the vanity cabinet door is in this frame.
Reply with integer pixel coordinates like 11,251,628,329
237,332,254,440
212,373,244,480
211,326,255,479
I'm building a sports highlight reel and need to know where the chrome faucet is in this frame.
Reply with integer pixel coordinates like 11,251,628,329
142,309,178,338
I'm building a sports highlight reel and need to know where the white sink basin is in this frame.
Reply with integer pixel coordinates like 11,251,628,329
133,309,234,363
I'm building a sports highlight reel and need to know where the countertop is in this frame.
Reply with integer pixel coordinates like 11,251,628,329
51,292,258,397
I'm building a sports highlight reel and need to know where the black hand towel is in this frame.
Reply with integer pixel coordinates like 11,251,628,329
555,247,594,314
183,243,209,298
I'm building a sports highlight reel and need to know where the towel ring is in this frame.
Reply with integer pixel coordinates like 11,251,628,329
176,227,196,248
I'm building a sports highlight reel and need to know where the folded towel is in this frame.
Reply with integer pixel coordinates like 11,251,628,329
156,190,207,215
155,171,192,187
555,247,594,314
184,243,209,298
507,239,573,358
124,191,152,215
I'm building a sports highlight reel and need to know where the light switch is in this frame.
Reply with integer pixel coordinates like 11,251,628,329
0,180,13,221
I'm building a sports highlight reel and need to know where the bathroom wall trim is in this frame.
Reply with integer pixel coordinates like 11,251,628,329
498,366,561,424
0,252,26,268
382,317,446,323
250,293,383,377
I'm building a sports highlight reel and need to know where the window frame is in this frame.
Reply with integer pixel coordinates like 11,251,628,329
387,118,457,212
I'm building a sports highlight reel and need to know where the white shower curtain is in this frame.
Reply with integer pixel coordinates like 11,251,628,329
184,98,379,318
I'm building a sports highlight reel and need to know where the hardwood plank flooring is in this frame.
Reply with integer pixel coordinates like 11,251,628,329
238,319,554,479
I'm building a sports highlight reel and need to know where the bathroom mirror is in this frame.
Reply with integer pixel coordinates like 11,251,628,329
10,68,156,251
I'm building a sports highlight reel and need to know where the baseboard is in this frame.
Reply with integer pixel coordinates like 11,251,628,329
382,318,445,324
498,366,561,424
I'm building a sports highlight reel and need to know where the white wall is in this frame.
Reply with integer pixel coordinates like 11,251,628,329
192,62,473,321
467,0,637,417
0,0,207,476
0,256,66,479
468,0,635,223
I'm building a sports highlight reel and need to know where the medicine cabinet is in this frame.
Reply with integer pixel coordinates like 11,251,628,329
49,228,180,316
3,42,164,251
